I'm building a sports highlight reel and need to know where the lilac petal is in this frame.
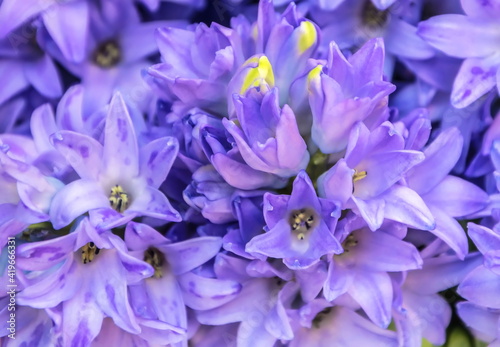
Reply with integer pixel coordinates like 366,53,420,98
407,127,463,195
211,153,285,190
287,171,321,212
264,282,296,340
121,21,182,63
456,302,499,339
451,55,499,108
0,0,56,38
62,288,104,347
296,262,328,302
17,256,79,308
124,222,170,251
196,278,273,325
89,208,135,232
91,250,140,333
82,64,117,117
102,93,139,180
355,150,424,199
178,272,241,310
393,308,422,347
0,60,28,105
145,271,187,329
317,159,354,206
350,270,393,328
404,253,483,295
127,186,181,222
49,179,109,229
263,192,289,229
352,230,422,272
163,237,222,275
245,219,293,260
461,0,500,17
468,223,500,255
237,321,277,347
426,206,468,259
51,130,103,180
351,196,385,231
17,232,77,271
55,84,85,132
30,104,58,154
139,137,178,188
42,1,88,62
108,235,154,284
417,15,499,58
24,54,62,98
324,261,353,302
382,185,435,231
385,18,435,59
403,292,451,345
423,176,488,217
458,265,500,308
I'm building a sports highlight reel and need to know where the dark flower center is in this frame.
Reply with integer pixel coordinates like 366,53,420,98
341,234,358,254
81,242,100,264
109,185,129,213
312,307,332,329
144,247,165,279
93,39,121,68
361,1,389,30
288,208,318,240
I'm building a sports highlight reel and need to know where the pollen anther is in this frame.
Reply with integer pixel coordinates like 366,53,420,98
144,247,165,279
353,170,367,182
109,185,129,213
288,208,318,240
81,242,100,264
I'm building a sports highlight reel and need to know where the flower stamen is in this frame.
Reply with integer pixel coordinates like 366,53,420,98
353,170,367,182
109,185,129,213
93,39,121,68
288,208,318,240
144,247,165,279
81,242,100,264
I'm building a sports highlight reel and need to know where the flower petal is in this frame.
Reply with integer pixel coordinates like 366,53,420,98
458,265,500,308
163,236,222,275
139,136,178,188
127,186,181,222
49,179,109,229
51,130,103,180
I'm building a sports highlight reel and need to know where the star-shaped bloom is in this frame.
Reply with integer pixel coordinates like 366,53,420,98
49,93,181,230
246,170,342,270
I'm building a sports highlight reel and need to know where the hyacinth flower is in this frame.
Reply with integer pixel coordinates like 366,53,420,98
288,300,398,346
308,38,396,153
323,217,422,328
310,0,435,66
197,253,297,346
199,115,288,190
318,121,433,232
124,222,241,345
457,224,500,342
405,127,489,258
48,93,181,230
0,0,90,63
15,217,155,345
417,0,500,108
223,88,309,177
246,171,342,270
44,0,183,116
395,252,483,346
0,23,63,109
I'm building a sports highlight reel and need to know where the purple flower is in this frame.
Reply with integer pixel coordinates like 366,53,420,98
417,0,500,108
318,121,432,231
124,222,240,345
246,171,342,270
16,218,154,346
307,38,395,153
49,93,181,230
223,88,309,177
289,300,398,346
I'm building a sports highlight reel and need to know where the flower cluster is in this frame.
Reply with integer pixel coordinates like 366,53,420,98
0,0,499,346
